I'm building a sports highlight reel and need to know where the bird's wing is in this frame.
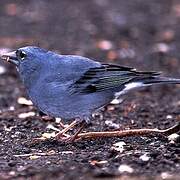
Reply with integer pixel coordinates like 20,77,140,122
69,63,160,94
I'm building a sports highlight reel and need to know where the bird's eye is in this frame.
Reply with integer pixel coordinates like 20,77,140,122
16,50,27,60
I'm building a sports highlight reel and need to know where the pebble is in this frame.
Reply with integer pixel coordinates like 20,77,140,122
9,171,16,176
18,111,36,118
17,97,33,106
61,151,74,155
168,133,179,143
161,172,173,179
118,164,134,173
9,106,15,111
30,155,40,160
112,141,126,153
166,115,173,119
4,126,14,132
46,161,51,164
139,153,150,162
105,120,120,129
42,132,56,139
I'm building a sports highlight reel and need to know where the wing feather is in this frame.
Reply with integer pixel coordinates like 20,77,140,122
69,64,160,94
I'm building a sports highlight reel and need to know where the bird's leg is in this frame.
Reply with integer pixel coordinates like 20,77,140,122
38,111,54,121
54,118,69,129
75,122,180,141
58,121,67,129
41,115,54,121
65,121,86,142
55,120,78,139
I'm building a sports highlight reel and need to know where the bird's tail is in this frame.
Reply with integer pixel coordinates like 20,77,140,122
138,76,180,85
120,76,180,96
114,71,180,97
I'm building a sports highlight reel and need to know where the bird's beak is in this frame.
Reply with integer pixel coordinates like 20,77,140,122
1,51,19,66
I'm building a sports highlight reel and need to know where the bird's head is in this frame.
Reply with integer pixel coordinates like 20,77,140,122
1,46,53,88
1,46,48,68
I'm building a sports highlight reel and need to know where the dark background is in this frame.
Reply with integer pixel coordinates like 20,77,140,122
0,1,179,179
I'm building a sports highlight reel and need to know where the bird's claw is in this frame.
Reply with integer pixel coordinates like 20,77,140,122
55,131,81,143
55,132,71,140
60,135,81,143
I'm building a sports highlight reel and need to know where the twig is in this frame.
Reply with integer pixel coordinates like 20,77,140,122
13,152,47,157
76,122,180,140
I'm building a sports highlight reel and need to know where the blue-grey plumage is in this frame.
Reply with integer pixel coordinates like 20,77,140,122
1,46,180,122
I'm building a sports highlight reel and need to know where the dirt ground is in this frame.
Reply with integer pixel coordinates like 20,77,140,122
0,1,179,179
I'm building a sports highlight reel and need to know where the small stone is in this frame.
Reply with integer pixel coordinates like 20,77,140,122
61,151,74,155
166,115,173,119
9,171,16,176
42,132,56,139
46,161,51,164
4,126,14,132
17,97,33,106
168,133,179,143
18,112,35,118
105,120,120,129
112,141,126,153
131,119,135,124
17,165,25,171
9,106,15,111
139,153,150,162
30,155,40,160
161,172,173,179
118,164,134,173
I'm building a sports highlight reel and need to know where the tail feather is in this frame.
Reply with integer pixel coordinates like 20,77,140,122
139,77,180,85
116,76,180,97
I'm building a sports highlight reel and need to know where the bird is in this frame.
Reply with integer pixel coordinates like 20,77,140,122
1,46,180,141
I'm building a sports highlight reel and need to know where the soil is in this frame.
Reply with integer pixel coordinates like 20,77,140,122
0,0,179,179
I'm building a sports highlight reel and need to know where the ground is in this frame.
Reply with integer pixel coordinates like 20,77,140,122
0,1,179,179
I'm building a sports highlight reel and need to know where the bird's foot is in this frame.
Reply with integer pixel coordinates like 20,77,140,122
40,115,54,121
55,120,78,140
55,120,85,143
60,135,81,143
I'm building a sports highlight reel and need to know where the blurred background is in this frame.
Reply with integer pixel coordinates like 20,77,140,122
0,1,179,178
0,0,180,75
